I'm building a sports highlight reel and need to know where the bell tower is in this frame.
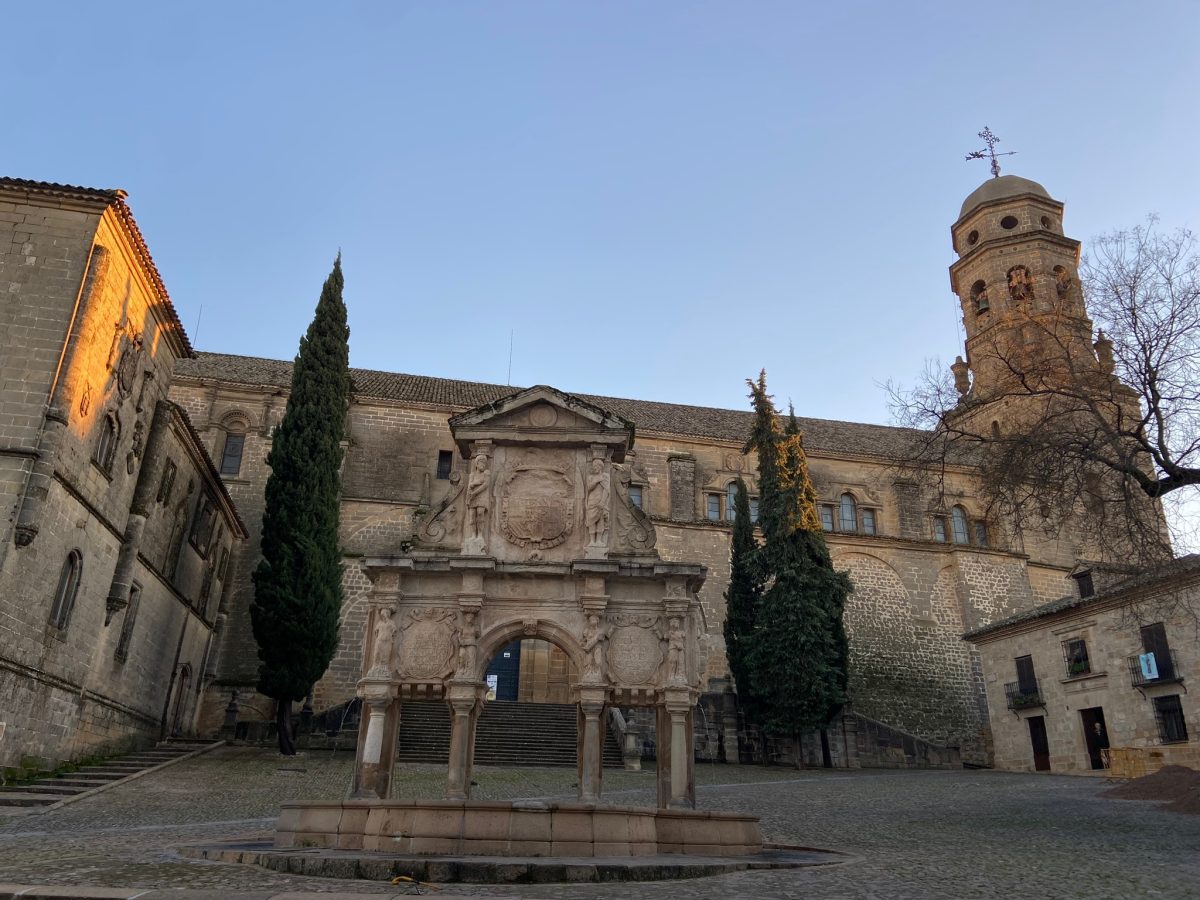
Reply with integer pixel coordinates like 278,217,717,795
947,173,1103,416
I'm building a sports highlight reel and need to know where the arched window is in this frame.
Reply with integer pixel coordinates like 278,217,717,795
219,430,246,476
726,482,739,521
971,280,989,314
951,506,970,544
839,493,858,533
50,550,83,631
94,413,119,473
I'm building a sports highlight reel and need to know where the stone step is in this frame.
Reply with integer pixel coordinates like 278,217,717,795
6,782,93,795
0,792,59,807
33,777,114,789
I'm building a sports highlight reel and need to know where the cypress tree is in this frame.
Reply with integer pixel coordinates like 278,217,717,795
722,476,762,725
251,255,350,755
743,376,852,761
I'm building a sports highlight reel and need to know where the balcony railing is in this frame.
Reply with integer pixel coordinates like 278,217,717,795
1128,650,1182,688
1005,681,1044,711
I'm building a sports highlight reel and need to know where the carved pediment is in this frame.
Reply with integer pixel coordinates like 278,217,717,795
449,385,634,461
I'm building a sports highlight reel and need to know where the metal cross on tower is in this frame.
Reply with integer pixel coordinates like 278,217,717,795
965,126,1016,178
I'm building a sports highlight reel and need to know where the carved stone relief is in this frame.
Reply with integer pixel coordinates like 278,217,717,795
612,463,657,555
499,461,574,550
580,612,608,683
368,606,399,675
607,615,664,685
416,472,464,546
583,457,610,549
397,608,457,679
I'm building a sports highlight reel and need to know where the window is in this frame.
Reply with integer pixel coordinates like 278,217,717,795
1140,622,1175,680
1015,655,1038,693
932,517,948,542
706,493,721,521
971,279,989,314
1062,638,1091,677
819,505,835,532
50,550,83,631
726,483,739,521
115,583,141,662
628,484,643,509
190,497,217,557
219,432,245,476
94,413,119,473
951,506,970,544
435,450,454,480
157,459,177,504
749,497,759,523
1154,695,1189,744
1073,570,1095,599
862,508,877,536
973,520,989,547
839,494,857,533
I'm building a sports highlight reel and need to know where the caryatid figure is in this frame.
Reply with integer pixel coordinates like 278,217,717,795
368,606,399,675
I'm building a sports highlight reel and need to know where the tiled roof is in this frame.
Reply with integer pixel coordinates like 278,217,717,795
175,352,930,458
0,177,125,203
964,554,1200,640
0,177,194,357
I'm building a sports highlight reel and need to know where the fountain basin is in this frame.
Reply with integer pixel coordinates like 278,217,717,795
277,799,762,857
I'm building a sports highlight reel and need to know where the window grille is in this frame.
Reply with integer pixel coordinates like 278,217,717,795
819,505,835,532
50,551,83,631
628,485,643,509
839,494,857,532
219,433,245,475
706,494,721,521
862,509,877,535
932,517,947,542
435,450,453,480
1153,695,1189,744
1061,638,1091,677
951,506,970,544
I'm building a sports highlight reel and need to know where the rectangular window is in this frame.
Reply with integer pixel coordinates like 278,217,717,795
973,521,989,547
1015,654,1037,693
706,494,721,521
1074,570,1095,599
1153,695,1189,744
435,450,454,480
1062,638,1091,677
115,583,141,662
932,517,947,542
749,497,759,523
628,485,643,509
862,509,877,535
190,497,217,557
219,433,245,476
819,505,835,532
1140,622,1175,680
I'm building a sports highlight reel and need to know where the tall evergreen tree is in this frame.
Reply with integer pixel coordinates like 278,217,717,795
723,476,762,724
251,255,350,755
743,376,852,758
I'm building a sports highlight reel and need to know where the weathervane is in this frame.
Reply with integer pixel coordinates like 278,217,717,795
965,126,1016,178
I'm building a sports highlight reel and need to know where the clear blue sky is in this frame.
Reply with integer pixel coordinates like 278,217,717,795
6,1,1198,424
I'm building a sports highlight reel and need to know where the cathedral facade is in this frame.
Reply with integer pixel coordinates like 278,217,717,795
1,172,1106,771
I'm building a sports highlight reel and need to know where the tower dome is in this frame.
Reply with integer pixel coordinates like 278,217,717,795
959,174,1051,220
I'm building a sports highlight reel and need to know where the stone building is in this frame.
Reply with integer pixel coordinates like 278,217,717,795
965,557,1199,774
0,179,245,772
1,170,1136,770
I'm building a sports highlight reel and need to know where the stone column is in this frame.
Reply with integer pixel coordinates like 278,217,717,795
577,694,606,803
446,687,479,800
658,689,695,809
351,679,399,798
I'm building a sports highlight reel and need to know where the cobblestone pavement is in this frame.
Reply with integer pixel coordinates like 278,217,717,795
1,747,1199,898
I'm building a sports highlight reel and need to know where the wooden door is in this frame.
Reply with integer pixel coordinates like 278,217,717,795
1027,715,1051,771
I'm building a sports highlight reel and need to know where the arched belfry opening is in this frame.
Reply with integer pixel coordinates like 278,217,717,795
352,385,707,809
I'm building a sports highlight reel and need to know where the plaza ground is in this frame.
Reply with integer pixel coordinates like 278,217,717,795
1,747,1198,898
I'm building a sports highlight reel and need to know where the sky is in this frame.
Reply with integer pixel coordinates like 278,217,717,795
5,1,1199,425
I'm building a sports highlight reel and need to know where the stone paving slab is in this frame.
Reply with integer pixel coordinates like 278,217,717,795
1,748,1199,897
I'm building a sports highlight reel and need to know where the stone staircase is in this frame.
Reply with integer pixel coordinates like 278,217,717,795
398,700,624,768
0,739,220,812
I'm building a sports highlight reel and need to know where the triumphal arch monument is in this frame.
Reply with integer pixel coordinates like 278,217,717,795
351,385,708,809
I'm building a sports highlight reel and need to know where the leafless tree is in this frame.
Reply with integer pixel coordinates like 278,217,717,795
889,221,1200,565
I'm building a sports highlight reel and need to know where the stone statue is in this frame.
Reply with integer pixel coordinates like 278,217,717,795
1008,266,1034,305
580,612,607,682
585,458,610,546
666,616,686,685
465,454,492,545
368,606,398,675
455,610,480,679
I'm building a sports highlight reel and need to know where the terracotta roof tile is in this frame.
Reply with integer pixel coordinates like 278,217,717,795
177,352,928,459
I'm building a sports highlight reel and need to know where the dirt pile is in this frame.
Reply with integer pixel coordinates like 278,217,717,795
1103,764,1200,814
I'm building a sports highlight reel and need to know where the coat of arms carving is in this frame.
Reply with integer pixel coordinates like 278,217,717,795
499,464,574,549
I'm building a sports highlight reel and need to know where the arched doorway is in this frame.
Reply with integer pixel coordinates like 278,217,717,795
484,638,579,703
